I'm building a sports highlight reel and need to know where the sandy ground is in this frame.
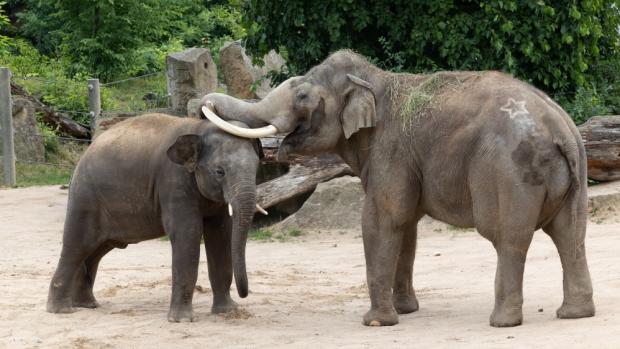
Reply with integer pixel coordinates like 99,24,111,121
1,185,620,348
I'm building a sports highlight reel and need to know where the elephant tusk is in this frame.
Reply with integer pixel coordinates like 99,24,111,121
255,204,268,215
202,103,278,138
228,203,233,217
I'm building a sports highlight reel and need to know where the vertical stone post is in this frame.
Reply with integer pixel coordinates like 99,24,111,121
166,48,217,115
88,78,101,136
0,67,16,186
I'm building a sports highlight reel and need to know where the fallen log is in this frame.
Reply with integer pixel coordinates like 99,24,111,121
11,82,91,138
578,115,620,182
256,153,353,209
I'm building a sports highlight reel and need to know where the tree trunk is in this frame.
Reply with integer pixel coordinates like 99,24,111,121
578,115,620,182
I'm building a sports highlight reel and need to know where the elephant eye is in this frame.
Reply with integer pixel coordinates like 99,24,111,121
296,91,307,100
214,167,225,177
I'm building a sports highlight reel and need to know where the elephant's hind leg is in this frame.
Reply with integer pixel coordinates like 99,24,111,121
47,244,96,313
488,230,534,327
71,242,115,308
47,212,103,313
543,196,594,319
392,223,420,314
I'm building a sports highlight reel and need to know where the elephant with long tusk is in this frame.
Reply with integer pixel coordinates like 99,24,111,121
198,49,595,328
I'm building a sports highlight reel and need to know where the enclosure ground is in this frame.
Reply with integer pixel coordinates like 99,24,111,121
1,186,619,348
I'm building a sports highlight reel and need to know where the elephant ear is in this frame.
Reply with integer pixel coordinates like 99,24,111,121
341,74,377,139
167,134,202,172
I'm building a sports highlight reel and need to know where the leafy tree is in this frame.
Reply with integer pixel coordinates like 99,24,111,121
180,2,246,57
243,0,619,120
12,0,204,80
0,1,10,50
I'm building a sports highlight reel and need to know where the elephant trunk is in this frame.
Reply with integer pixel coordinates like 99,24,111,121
200,92,296,136
228,178,257,298
200,93,270,128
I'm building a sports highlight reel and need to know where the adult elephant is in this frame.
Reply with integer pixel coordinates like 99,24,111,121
200,50,594,327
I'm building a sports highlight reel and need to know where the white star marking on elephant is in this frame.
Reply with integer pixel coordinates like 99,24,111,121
500,98,529,119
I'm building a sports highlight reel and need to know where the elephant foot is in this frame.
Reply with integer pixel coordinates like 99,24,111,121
489,306,522,327
46,299,74,314
168,308,196,323
72,292,100,309
211,297,238,314
362,307,399,327
72,299,100,309
557,300,595,319
392,293,419,314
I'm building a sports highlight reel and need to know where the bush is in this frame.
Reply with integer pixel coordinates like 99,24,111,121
1,39,116,124
0,1,10,50
244,1,620,121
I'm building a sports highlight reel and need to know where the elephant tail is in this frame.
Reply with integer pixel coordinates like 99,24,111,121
528,86,587,259
554,112,588,260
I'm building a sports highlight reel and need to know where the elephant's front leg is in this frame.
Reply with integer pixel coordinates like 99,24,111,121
392,223,420,314
203,215,238,314
166,219,202,323
361,199,404,326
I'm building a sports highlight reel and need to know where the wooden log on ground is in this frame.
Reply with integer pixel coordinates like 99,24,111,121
11,82,91,138
578,115,620,182
257,153,353,209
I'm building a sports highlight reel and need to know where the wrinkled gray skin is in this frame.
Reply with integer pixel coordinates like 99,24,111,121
201,50,595,327
46,114,261,322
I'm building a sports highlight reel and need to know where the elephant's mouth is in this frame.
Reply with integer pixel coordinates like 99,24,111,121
277,125,306,160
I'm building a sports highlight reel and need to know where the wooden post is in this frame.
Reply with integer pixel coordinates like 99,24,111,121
0,67,16,186
87,78,100,136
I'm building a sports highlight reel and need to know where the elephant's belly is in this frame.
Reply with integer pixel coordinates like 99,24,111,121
420,189,476,228
101,205,165,243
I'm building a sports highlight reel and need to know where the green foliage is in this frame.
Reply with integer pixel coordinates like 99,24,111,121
14,162,72,186
38,121,59,155
0,1,10,49
14,0,201,80
7,123,85,187
244,1,620,121
249,229,273,241
181,2,246,59
102,73,169,114
1,39,117,124
287,229,303,237
560,85,613,125
12,0,246,81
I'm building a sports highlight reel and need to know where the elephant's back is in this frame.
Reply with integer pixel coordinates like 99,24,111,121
88,114,201,158
71,114,202,200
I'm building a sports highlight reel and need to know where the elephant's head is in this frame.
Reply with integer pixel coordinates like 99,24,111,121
166,126,265,298
200,50,381,162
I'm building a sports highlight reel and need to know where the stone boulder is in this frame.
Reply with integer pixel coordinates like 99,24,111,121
186,98,204,119
166,48,217,114
273,176,364,231
11,97,45,162
219,41,285,99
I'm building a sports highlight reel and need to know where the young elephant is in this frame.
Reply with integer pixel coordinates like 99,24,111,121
46,114,264,322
